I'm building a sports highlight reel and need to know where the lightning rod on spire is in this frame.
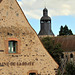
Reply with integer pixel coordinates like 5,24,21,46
44,0,47,8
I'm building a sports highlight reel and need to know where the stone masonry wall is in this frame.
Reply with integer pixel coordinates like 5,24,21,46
0,0,58,75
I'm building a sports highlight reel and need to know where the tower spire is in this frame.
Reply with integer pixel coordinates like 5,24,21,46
38,8,54,36
43,8,48,16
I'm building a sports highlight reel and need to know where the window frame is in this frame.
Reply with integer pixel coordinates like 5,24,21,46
27,70,38,75
5,38,21,54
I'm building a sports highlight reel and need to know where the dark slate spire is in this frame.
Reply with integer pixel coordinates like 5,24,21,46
41,8,51,21
43,8,48,16
38,8,54,36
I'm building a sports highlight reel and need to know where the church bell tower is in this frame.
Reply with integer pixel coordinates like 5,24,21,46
38,8,54,36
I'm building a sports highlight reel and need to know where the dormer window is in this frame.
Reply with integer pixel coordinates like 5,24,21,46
8,41,17,53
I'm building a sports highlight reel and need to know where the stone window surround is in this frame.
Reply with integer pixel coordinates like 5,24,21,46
5,38,21,54
27,70,38,75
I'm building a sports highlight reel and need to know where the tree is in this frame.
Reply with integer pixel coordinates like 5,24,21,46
65,62,75,75
59,25,73,36
68,29,73,35
57,69,62,75
59,26,64,35
40,37,63,65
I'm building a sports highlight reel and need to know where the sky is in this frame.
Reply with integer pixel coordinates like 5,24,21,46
17,0,75,36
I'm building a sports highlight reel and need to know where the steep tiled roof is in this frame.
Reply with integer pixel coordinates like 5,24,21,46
53,35,75,52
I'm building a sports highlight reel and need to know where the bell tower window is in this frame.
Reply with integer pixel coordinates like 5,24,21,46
8,41,17,53
47,21,50,23
41,21,44,23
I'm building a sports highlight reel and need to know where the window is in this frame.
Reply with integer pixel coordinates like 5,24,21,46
8,41,17,53
41,21,44,23
28,70,37,75
47,21,50,23
5,38,21,54
70,53,73,58
29,73,36,75
63,65,64,68
61,54,64,58
66,55,68,62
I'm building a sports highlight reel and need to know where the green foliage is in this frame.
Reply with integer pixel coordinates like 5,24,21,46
59,25,73,36
57,69,61,75
41,37,63,65
65,62,75,75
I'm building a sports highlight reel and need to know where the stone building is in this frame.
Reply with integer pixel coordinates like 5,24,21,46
37,5,75,75
0,0,58,75
53,35,75,75
38,8,54,37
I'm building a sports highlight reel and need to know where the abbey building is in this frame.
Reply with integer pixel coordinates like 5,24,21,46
0,0,58,75
38,7,75,75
